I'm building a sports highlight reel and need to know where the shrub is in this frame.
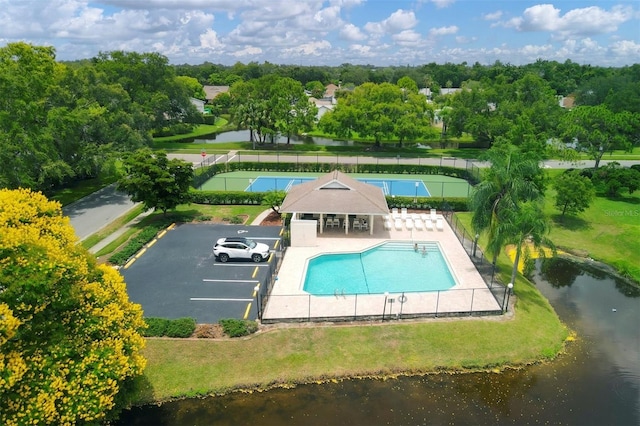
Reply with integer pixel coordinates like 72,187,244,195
219,318,258,337
165,317,197,338
143,317,170,337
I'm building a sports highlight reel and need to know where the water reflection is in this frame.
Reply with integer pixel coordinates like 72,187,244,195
117,258,639,425
194,130,357,146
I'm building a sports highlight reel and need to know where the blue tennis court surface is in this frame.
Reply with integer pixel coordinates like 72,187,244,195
246,176,431,197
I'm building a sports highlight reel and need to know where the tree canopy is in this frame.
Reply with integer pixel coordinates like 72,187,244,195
318,81,434,146
0,43,200,193
117,149,193,214
0,188,146,425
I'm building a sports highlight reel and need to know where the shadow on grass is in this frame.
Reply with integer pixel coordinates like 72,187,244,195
551,214,591,231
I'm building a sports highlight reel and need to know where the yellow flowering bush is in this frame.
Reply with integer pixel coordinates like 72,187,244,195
0,188,147,425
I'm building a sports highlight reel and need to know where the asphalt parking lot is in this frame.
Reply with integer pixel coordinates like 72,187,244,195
121,223,283,324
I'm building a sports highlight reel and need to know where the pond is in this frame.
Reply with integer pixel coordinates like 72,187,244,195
195,130,356,146
116,257,639,425
194,130,438,149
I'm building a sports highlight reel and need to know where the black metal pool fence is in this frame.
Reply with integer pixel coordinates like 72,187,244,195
255,217,512,324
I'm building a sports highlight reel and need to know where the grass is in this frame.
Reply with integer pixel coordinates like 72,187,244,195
49,175,119,206
543,184,640,283
135,250,568,403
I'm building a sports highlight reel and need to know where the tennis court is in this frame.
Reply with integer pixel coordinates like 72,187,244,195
201,171,472,198
246,176,430,197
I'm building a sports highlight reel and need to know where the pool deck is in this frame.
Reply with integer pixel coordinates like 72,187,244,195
262,214,502,322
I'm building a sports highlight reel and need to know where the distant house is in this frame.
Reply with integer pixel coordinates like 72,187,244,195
559,96,575,109
189,97,206,114
419,88,432,100
309,97,336,120
203,85,230,103
439,88,462,96
324,83,339,99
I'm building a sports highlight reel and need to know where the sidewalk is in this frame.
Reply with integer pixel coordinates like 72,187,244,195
89,209,154,254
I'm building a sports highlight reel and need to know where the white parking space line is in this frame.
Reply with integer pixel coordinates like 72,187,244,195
202,279,259,283
213,263,271,267
190,297,253,302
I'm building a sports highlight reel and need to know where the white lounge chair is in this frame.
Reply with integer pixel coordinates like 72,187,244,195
430,208,437,221
401,208,408,220
384,219,392,230
421,213,430,222
394,218,403,230
392,208,400,219
436,218,444,231
425,219,434,231
414,217,424,230
405,218,414,230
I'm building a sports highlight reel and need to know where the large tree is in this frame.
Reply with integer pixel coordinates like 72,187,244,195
559,105,636,168
0,188,146,425
117,149,193,213
553,170,595,216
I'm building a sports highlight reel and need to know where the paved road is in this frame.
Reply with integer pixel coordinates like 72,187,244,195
169,152,638,170
62,184,138,241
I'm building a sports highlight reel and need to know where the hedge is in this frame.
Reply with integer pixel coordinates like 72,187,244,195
108,219,174,265
189,189,469,212
214,161,480,184
143,317,196,338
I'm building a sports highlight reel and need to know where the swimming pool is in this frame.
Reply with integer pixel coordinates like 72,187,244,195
247,176,431,197
303,241,456,295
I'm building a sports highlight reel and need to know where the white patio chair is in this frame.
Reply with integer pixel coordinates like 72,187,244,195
430,208,437,221
405,218,414,230
425,219,434,231
394,218,403,230
414,217,424,230
436,218,444,231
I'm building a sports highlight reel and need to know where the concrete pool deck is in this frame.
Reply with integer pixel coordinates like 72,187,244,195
262,214,502,322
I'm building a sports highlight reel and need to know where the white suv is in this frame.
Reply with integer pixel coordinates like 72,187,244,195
213,237,270,263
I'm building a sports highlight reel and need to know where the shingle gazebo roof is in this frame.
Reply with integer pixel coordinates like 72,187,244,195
280,170,389,215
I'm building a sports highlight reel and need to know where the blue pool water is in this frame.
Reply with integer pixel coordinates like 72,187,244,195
303,242,456,295
247,176,430,197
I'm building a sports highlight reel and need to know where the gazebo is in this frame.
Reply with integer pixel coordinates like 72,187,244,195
280,170,390,246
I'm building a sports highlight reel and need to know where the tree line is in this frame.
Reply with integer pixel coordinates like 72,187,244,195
0,43,202,192
173,58,640,105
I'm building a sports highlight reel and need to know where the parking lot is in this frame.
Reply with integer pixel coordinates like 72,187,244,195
121,223,283,324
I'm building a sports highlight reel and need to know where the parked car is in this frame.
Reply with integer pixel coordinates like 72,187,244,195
213,237,270,263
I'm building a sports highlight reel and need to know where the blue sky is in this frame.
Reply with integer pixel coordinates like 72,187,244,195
1,0,638,66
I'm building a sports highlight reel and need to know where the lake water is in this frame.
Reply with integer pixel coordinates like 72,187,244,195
195,130,356,146
116,257,640,425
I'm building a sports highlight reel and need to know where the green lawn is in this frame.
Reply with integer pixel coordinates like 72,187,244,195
136,256,568,403
544,188,640,282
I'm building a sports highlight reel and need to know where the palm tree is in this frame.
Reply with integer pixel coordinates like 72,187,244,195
496,201,554,285
470,140,545,266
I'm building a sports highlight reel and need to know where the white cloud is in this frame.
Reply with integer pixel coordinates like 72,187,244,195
199,29,223,50
483,11,502,21
230,46,263,57
392,30,421,46
340,23,367,41
610,39,640,56
282,40,331,56
364,9,417,35
509,4,633,38
429,26,458,37
420,0,456,9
